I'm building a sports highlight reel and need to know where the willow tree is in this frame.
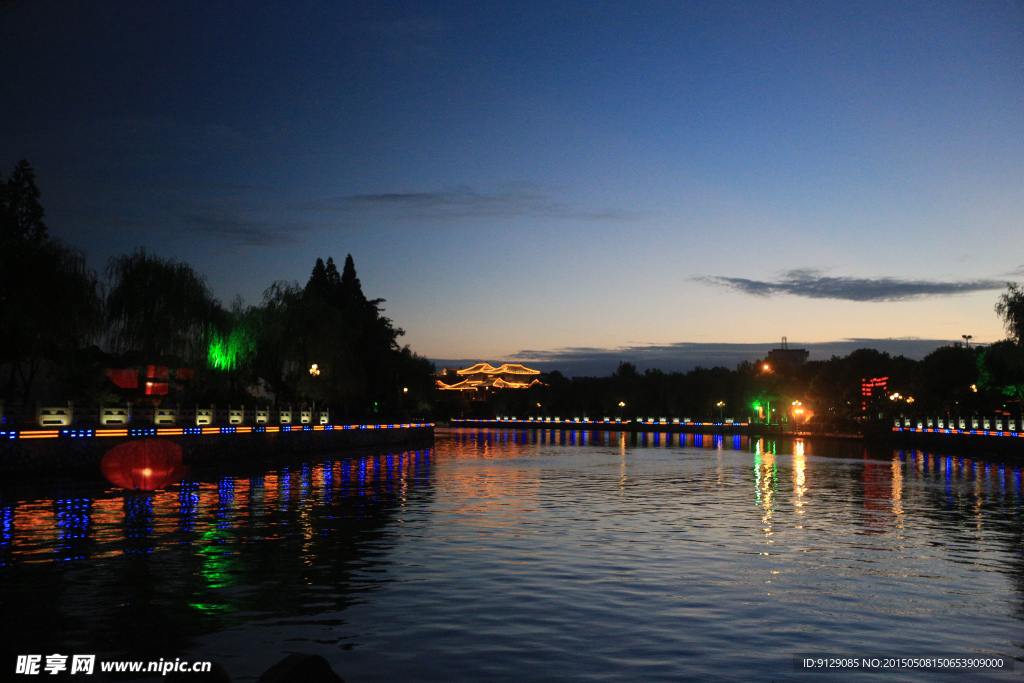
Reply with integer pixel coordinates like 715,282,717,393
104,249,221,362
996,283,1024,346
986,283,1024,405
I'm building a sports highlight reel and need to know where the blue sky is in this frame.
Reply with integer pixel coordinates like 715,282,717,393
2,1,1022,374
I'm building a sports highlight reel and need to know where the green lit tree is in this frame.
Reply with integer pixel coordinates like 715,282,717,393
980,341,1024,405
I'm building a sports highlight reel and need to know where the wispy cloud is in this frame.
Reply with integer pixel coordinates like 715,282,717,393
698,269,1007,302
309,187,637,222
180,214,298,248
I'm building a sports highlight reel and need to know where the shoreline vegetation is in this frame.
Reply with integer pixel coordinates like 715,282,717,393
1,160,436,426
2,159,1023,435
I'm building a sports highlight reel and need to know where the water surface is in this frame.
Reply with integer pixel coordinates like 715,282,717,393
2,429,1023,681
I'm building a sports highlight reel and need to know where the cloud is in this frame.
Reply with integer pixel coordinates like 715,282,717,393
309,187,637,222
433,338,978,377
698,269,1007,302
181,214,298,248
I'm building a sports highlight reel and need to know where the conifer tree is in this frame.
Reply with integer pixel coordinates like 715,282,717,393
306,257,329,298
0,159,48,245
1,160,101,402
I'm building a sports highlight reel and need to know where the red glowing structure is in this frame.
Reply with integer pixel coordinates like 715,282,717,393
100,439,188,491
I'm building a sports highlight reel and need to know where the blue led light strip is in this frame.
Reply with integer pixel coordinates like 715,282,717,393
5,422,433,439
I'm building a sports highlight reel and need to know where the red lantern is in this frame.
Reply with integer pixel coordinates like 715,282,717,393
101,439,188,491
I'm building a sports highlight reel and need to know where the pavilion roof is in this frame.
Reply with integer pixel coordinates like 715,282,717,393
496,363,540,375
456,362,541,376
456,363,501,375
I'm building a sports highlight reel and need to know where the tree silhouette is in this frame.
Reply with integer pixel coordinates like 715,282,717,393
0,160,102,402
0,159,48,245
996,283,1024,345
104,249,221,361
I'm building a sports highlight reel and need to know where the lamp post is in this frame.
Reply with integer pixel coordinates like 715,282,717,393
716,401,725,422
962,334,972,349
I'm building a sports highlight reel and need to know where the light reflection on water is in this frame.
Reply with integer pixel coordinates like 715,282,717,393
1,431,1024,681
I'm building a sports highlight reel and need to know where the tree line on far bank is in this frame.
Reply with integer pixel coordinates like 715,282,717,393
0,160,434,420
442,287,1024,430
4,158,1024,427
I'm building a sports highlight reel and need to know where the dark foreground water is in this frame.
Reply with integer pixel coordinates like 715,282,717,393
3,429,1024,681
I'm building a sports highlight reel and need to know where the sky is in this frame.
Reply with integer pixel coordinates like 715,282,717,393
2,1,1022,375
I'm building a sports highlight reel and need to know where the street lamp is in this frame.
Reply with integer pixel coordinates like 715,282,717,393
963,334,972,349
716,401,725,421
309,363,320,376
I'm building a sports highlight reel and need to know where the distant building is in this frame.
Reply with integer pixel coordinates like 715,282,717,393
767,337,808,370
437,363,544,395
861,376,888,411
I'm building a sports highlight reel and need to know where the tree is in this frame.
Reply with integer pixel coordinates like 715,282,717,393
306,257,329,298
916,344,978,412
995,283,1024,345
0,238,103,402
0,159,48,245
0,160,103,402
104,249,221,361
980,340,1024,406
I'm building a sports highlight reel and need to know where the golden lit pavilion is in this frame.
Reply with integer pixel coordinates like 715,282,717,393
437,363,543,393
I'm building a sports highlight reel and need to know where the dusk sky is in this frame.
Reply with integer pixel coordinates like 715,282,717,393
2,1,1022,374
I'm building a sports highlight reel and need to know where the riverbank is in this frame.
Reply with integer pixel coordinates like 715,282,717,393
444,418,1024,456
0,422,434,474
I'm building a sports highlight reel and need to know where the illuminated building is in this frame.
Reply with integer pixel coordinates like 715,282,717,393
861,377,888,411
437,363,544,394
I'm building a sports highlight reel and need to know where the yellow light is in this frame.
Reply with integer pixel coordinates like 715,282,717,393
763,364,770,371
309,363,320,376
403,387,408,393
142,468,152,477
19,431,60,439
971,384,977,393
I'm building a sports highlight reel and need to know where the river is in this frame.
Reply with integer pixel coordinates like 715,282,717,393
1,428,1022,681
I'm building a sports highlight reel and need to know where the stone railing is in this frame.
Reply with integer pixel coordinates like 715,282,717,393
893,415,1021,432
1,402,331,429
